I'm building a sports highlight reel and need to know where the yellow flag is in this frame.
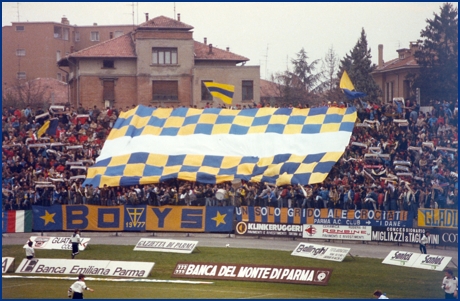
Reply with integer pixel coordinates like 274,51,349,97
340,70,355,91
204,82,234,105
37,120,50,138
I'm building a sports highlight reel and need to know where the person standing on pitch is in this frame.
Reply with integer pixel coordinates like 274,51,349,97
442,269,458,299
25,240,35,259
71,229,81,259
419,231,430,254
68,274,94,299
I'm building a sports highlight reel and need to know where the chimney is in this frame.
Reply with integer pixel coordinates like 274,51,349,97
378,44,383,67
177,13,180,22
93,23,97,26
226,47,229,52
145,13,149,22
204,37,207,45
61,15,69,25
208,44,213,54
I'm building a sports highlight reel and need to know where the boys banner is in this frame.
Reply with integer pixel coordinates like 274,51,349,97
235,207,412,227
31,205,234,232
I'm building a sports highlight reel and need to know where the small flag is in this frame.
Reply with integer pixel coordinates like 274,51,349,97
339,71,355,91
2,210,33,233
46,119,59,136
204,82,234,105
37,120,50,138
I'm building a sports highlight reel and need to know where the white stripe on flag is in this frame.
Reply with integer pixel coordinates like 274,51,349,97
97,132,351,162
15,210,25,233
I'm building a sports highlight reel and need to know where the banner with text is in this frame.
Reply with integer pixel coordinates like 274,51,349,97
172,262,332,285
235,222,303,237
291,242,350,262
417,209,458,228
371,227,458,247
15,258,154,277
133,238,198,254
31,205,234,233
235,207,412,227
24,236,90,251
382,250,451,271
303,225,372,241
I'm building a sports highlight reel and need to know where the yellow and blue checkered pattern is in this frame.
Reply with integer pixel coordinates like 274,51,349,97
83,106,357,187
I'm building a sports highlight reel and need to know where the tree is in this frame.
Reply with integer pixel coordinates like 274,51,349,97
317,46,343,102
338,28,382,103
291,48,320,94
413,2,458,104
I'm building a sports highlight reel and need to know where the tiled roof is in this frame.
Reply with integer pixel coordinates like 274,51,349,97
260,79,281,98
194,41,249,63
68,33,136,58
372,55,419,73
137,15,194,30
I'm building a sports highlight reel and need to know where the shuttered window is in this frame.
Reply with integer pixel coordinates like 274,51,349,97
103,80,115,101
152,81,178,101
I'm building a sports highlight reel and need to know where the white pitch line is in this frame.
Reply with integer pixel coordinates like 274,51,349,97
2,275,213,284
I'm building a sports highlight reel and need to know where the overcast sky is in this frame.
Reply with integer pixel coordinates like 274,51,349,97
2,2,456,79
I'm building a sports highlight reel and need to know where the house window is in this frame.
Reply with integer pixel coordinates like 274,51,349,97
63,28,69,40
103,60,114,69
242,80,254,101
54,26,62,39
152,48,177,65
15,25,24,31
152,81,178,101
74,32,80,42
386,82,394,103
56,50,61,62
57,73,62,81
109,32,113,39
201,80,213,101
16,49,26,56
17,72,26,79
114,31,123,38
103,80,115,101
90,31,100,41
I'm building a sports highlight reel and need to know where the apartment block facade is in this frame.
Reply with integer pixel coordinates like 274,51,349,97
2,16,134,90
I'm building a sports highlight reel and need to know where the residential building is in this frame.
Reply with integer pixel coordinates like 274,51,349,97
58,14,260,109
371,42,420,103
2,16,134,93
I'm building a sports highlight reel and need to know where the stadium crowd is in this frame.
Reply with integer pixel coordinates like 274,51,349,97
2,98,458,221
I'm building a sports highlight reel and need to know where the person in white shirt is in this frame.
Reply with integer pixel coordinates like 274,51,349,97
71,229,81,259
442,269,458,299
25,240,35,260
373,290,389,299
419,231,430,254
68,274,94,299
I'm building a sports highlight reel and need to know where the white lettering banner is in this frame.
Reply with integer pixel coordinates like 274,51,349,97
15,258,154,278
291,242,350,262
24,236,91,251
303,225,372,241
133,238,198,254
2,257,15,273
382,250,451,271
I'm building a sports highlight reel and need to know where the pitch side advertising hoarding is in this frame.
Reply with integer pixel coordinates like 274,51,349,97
172,262,332,285
291,242,350,262
382,250,451,271
24,236,90,251
302,225,372,241
15,258,154,277
235,222,303,237
133,238,198,254
371,227,458,247
2,257,15,273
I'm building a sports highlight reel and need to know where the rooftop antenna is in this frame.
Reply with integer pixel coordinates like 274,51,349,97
264,44,269,80
174,2,176,19
16,2,20,22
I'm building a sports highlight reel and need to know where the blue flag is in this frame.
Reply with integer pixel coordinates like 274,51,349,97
46,119,59,136
343,88,367,100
